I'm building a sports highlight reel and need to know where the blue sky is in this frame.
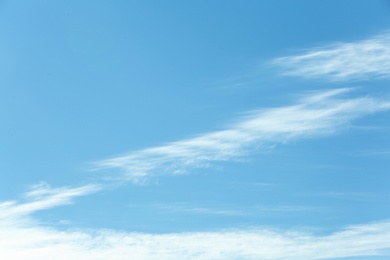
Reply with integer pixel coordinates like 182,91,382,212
1,0,390,259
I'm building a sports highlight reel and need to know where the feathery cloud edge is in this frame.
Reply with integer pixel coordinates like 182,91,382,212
3,31,390,259
272,32,390,81
94,88,390,183
1,186,389,259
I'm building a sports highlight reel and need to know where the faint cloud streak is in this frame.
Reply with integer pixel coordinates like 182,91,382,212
94,88,390,183
0,183,100,220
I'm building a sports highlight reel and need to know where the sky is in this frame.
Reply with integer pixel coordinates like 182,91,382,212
1,0,390,259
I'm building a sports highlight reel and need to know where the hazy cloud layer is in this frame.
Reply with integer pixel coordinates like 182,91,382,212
1,216,390,259
1,182,389,259
273,32,390,81
95,88,390,182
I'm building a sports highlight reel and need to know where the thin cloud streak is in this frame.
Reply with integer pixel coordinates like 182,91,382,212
273,32,390,81
94,89,390,183
0,183,100,220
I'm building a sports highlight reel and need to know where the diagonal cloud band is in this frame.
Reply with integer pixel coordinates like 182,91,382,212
0,183,100,222
94,88,390,183
272,32,390,81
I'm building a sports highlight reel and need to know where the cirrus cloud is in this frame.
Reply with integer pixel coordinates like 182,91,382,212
273,32,390,81
94,88,390,183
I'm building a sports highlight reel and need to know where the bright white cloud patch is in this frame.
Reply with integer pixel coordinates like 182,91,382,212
1,180,390,259
1,215,390,259
273,32,390,81
95,89,390,182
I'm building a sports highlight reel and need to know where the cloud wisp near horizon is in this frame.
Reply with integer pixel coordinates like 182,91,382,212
94,88,390,183
273,32,390,81
1,169,390,259
1,187,390,260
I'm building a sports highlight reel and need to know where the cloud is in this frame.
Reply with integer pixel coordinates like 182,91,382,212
3,31,389,259
272,32,390,81
0,183,100,221
94,88,390,183
0,182,388,259
1,215,390,259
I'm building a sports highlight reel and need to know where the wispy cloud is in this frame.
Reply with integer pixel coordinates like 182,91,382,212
0,184,388,259
1,214,390,259
94,88,390,183
0,183,100,221
273,32,390,81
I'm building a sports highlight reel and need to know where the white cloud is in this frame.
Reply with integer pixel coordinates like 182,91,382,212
0,181,389,259
1,215,390,259
2,24,390,260
94,88,390,183
273,32,390,81
0,183,100,220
